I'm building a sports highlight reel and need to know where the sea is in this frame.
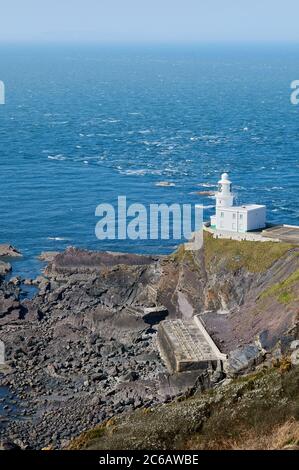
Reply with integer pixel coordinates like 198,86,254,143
0,43,299,278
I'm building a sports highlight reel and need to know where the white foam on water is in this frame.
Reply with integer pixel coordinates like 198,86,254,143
155,181,176,187
47,237,69,241
118,168,163,176
138,130,151,134
47,155,66,161
197,183,217,188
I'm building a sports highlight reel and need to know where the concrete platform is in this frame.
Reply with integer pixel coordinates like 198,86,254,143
157,316,227,373
204,225,279,242
204,223,299,244
262,225,299,244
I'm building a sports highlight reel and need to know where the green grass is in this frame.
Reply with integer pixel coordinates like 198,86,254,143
259,269,299,304
203,232,294,273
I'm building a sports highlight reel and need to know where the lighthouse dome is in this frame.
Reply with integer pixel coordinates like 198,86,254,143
220,172,230,182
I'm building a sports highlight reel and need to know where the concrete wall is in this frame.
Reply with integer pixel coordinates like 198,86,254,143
216,209,247,232
247,207,266,231
215,207,266,233
204,225,279,242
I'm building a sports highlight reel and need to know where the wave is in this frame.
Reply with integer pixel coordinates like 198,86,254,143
47,155,66,161
118,168,163,176
190,135,221,142
155,181,176,187
197,183,217,188
47,237,70,241
270,186,283,190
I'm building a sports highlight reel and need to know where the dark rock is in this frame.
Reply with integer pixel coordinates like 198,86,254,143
0,245,22,258
0,440,21,451
120,371,139,382
0,262,12,276
37,252,60,262
228,344,264,375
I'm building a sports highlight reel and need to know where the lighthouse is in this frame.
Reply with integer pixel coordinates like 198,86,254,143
216,173,234,208
210,173,266,233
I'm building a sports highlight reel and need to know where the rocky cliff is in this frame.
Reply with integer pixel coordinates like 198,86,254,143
0,234,298,449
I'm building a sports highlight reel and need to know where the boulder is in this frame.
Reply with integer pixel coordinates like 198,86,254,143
228,344,264,375
290,340,299,351
0,295,21,319
120,371,139,382
0,261,11,276
291,349,299,366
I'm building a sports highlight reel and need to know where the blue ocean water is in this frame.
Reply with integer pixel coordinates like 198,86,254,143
0,44,299,278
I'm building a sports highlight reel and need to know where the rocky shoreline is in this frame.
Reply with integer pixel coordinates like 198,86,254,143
0,246,215,449
1,237,299,449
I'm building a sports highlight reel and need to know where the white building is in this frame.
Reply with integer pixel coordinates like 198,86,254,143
210,173,266,233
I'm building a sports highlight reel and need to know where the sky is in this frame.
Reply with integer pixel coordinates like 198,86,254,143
0,0,299,43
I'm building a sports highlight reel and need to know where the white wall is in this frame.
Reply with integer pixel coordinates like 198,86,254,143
247,207,266,231
216,206,266,232
216,209,241,232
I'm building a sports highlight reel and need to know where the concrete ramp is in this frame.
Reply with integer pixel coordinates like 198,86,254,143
158,316,227,373
262,225,299,243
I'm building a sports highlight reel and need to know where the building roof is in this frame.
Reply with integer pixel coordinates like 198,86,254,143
219,204,266,212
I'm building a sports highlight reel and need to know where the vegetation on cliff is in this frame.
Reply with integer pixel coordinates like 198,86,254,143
69,363,299,450
259,268,299,305
203,232,295,273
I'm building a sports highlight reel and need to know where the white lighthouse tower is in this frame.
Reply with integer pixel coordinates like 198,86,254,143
210,173,266,233
216,173,234,208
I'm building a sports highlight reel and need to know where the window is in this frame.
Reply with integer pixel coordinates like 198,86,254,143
240,214,243,220
220,212,224,218
232,213,236,219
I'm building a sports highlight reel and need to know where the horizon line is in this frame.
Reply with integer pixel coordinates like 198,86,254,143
1,39,299,47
